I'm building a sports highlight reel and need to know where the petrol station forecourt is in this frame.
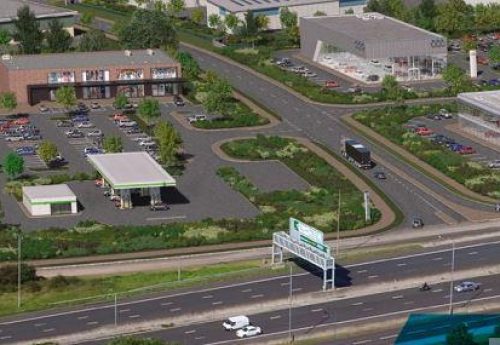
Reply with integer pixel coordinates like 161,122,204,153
87,152,176,208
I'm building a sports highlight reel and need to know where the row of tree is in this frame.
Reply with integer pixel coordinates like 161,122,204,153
366,0,500,36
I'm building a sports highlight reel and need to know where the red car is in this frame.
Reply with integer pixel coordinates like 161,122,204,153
113,113,129,121
12,117,30,126
415,127,433,136
459,146,475,155
324,80,340,88
477,56,489,65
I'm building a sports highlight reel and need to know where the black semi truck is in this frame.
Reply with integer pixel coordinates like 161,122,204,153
343,139,372,169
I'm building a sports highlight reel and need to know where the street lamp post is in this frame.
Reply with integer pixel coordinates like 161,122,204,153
336,190,341,258
449,241,455,315
288,264,293,343
17,231,22,309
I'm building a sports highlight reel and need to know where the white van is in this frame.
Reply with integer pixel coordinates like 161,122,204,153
222,315,250,331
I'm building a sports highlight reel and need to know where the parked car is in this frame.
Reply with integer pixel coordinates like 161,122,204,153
90,102,101,109
275,58,291,66
488,160,500,168
477,55,489,65
77,121,95,128
223,316,250,331
5,135,24,142
236,326,262,338
56,120,73,127
113,113,129,122
438,109,453,119
133,136,152,143
72,115,90,123
412,217,424,228
367,75,379,82
83,147,103,156
24,133,42,140
12,117,30,126
401,85,414,92
449,143,464,152
16,146,35,156
66,129,84,138
488,79,500,86
150,202,169,211
188,114,207,123
39,104,49,113
87,130,103,138
346,85,362,93
459,146,475,155
174,96,185,107
324,80,340,88
126,127,141,134
118,120,137,127
415,127,433,136
139,140,156,147
454,281,480,293
302,71,317,78
373,171,387,180
426,114,442,120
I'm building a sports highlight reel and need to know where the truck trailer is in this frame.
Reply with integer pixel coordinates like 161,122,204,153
343,139,372,169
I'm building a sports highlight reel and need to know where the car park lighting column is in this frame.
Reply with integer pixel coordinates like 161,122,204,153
449,241,455,315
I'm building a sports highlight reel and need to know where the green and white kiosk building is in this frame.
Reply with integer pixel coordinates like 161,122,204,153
22,184,78,216
88,152,176,208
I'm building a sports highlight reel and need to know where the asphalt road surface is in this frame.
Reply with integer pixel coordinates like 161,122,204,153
2,240,500,344
181,45,496,229
83,273,500,345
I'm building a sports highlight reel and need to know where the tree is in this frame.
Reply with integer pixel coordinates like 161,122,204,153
3,153,24,179
37,140,58,163
242,11,259,47
0,92,17,112
255,15,270,31
13,5,43,54
224,13,240,33
167,0,185,17
314,11,327,16
489,44,500,64
55,86,77,111
154,121,181,165
415,0,437,30
442,64,473,94
208,14,222,30
446,323,477,345
191,8,205,25
203,75,233,113
279,8,299,44
103,136,123,153
381,75,401,101
80,12,94,25
45,19,72,53
118,9,177,50
138,98,161,129
0,264,37,287
175,51,200,80
0,29,11,54
79,29,107,52
435,0,473,35
113,93,129,109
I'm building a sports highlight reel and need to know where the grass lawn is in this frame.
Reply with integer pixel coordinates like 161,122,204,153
0,260,266,317
219,135,381,233
353,105,500,198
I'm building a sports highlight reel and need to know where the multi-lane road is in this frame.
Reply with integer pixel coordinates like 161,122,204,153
2,240,500,344
181,44,497,229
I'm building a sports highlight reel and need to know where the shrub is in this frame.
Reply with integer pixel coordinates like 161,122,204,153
0,264,38,287
48,275,82,289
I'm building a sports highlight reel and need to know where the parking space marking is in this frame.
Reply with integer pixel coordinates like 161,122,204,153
169,308,181,312
184,330,196,334
270,315,282,320
86,321,99,326
250,294,264,299
212,301,223,305
128,315,141,319
241,288,252,293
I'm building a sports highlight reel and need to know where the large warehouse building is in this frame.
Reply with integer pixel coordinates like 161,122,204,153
0,49,183,105
457,90,500,148
88,152,176,209
299,13,447,83
206,0,366,31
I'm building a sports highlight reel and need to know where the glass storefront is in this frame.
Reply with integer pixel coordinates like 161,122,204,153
82,69,109,82
152,83,174,96
83,86,110,99
118,69,144,80
151,68,177,79
48,71,75,84
117,85,145,98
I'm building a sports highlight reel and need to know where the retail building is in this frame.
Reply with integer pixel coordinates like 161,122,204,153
22,184,78,216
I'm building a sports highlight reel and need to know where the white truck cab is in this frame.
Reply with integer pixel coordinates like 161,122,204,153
222,315,250,331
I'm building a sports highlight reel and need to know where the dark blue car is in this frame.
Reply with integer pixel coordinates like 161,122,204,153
72,115,90,123
449,143,463,152
16,146,35,156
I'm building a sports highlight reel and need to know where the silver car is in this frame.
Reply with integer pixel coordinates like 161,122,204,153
488,160,500,169
454,281,480,293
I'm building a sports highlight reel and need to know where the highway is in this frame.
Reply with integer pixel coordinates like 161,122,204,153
2,240,500,344
83,273,500,345
181,44,497,228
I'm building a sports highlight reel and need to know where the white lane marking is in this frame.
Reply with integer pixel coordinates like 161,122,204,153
352,302,364,306
270,315,282,320
397,263,407,267
280,282,290,286
241,288,252,293
34,323,46,327
128,315,141,319
484,288,493,292
251,294,264,299
119,309,130,313
170,308,181,312
42,328,55,333
311,308,323,312
357,270,367,274
433,289,443,293
292,288,302,292
184,329,196,334
353,340,372,344
202,295,213,299
379,334,397,340
195,336,205,340
86,321,98,326
77,316,89,320
368,275,378,279
161,302,173,306
469,251,478,255
0,336,12,340
392,295,404,300
404,301,414,305
362,307,374,312
212,301,223,305
432,257,443,261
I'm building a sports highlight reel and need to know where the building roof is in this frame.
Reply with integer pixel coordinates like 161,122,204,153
458,90,500,117
23,184,77,203
1,49,177,71
87,152,176,190
0,0,77,24
207,0,335,13
301,13,445,42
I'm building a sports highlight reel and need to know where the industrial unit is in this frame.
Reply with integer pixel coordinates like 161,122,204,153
88,152,176,209
299,13,447,83
0,49,183,105
457,90,500,148
206,0,366,32
22,184,78,217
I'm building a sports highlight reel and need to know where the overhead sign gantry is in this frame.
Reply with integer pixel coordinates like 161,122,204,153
272,218,335,291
